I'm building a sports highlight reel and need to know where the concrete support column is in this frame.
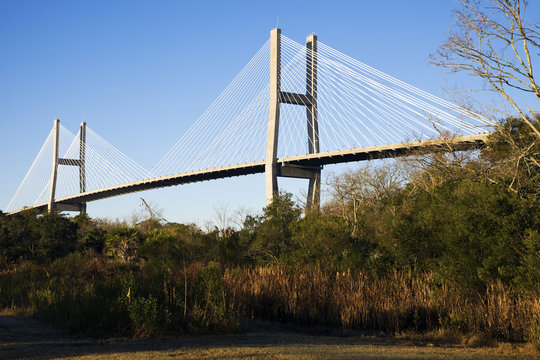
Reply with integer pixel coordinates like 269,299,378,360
48,118,60,212
265,27,281,206
79,122,87,213
306,34,321,212
306,34,319,155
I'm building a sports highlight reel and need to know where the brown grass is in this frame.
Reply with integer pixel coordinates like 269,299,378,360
224,265,540,342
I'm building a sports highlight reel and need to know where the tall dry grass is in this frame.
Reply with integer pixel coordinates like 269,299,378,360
224,265,540,342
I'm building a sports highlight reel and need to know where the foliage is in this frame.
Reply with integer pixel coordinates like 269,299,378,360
380,178,534,291
482,115,540,199
104,226,141,262
286,213,366,271
247,192,302,262
0,210,76,263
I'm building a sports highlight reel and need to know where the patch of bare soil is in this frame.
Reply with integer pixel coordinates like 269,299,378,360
0,315,537,360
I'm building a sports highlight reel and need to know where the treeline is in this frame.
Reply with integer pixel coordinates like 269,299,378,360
0,117,538,343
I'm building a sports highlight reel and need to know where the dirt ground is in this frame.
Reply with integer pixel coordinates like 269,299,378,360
0,315,538,360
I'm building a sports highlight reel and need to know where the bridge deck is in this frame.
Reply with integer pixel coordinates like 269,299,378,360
9,134,488,215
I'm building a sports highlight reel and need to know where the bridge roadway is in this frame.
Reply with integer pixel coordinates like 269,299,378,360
9,134,488,214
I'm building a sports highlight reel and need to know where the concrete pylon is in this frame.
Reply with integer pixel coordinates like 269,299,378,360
265,27,281,206
78,122,87,213
47,118,87,213
48,118,60,212
264,28,321,211
305,34,321,212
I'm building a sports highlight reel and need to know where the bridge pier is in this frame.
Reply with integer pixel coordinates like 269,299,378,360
47,119,87,213
265,28,321,212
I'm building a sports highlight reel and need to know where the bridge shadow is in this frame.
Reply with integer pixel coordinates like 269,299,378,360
0,316,433,360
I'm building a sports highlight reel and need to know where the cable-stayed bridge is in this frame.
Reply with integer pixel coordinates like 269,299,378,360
6,29,492,215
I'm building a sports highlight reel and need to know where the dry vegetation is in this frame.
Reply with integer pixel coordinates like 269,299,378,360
224,266,540,342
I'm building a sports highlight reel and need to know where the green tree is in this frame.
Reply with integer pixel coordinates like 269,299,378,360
36,212,77,262
381,177,533,291
0,210,77,263
104,226,141,263
287,213,365,270
250,192,302,262
0,210,40,262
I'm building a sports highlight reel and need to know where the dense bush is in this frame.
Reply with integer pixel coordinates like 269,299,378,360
0,254,239,337
0,211,76,263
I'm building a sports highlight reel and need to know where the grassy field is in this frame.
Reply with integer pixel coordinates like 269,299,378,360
1,314,538,360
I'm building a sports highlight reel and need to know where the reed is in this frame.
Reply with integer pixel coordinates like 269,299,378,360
224,265,540,341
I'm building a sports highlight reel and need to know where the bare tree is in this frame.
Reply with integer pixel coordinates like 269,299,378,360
431,0,540,138
324,162,408,234
213,201,232,231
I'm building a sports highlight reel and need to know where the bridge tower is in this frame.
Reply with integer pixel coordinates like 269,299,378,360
266,28,321,211
48,118,87,213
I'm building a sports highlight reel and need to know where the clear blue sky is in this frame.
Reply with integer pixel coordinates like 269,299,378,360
0,0,524,225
